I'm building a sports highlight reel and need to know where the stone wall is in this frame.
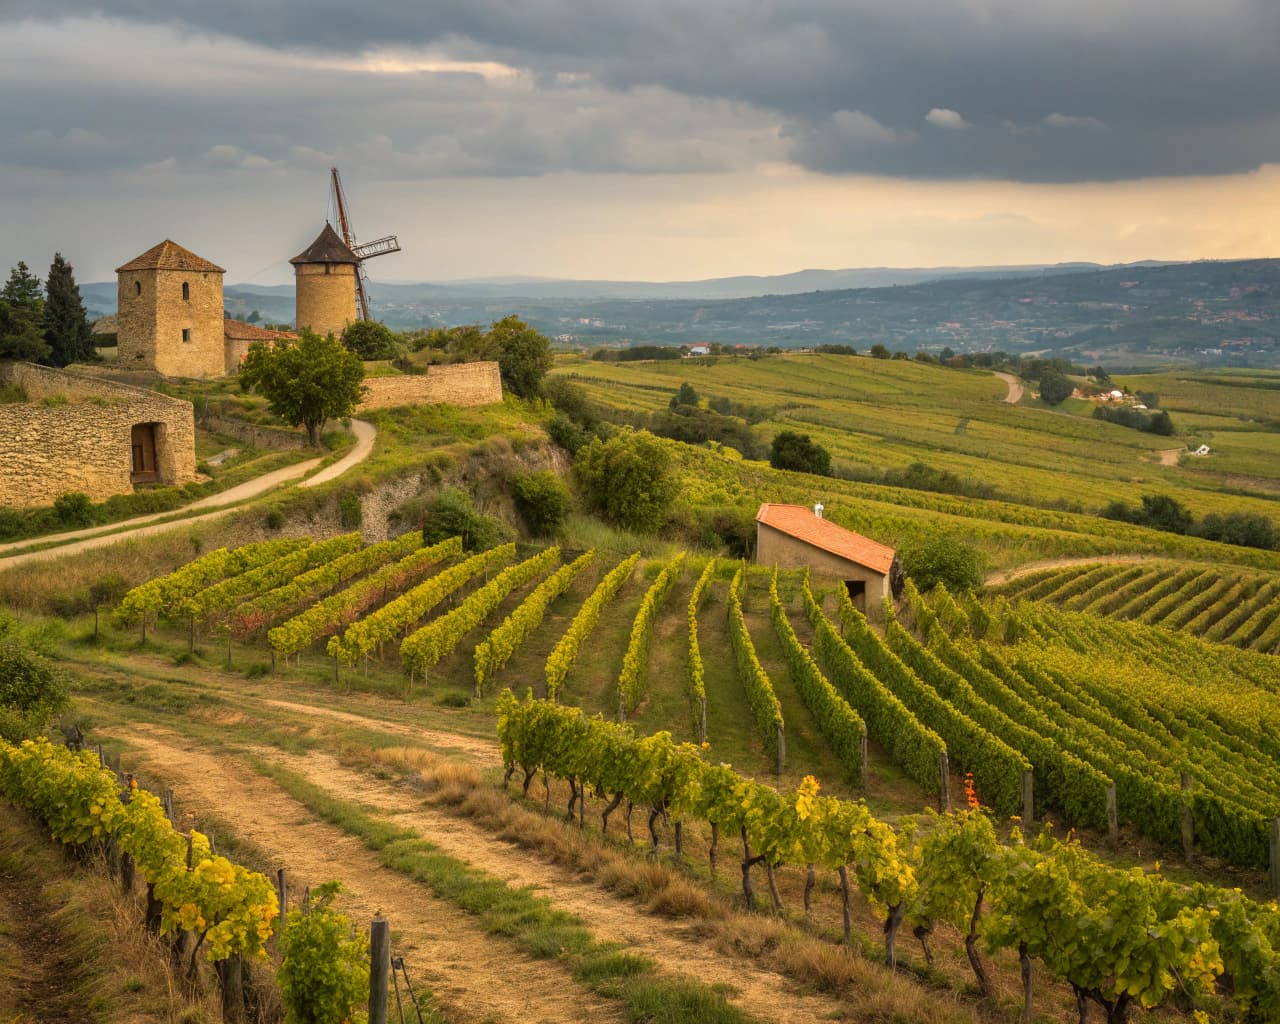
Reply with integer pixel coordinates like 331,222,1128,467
756,521,890,615
117,268,225,378
0,362,198,509
358,362,503,412
294,263,357,339
196,412,306,451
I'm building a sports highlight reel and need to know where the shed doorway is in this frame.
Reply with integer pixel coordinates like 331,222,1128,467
130,422,159,484
844,579,867,613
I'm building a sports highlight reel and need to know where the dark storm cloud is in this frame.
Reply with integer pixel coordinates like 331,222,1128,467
5,1,1280,181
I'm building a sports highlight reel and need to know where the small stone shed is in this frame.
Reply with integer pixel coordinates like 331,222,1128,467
755,503,899,614
0,362,197,509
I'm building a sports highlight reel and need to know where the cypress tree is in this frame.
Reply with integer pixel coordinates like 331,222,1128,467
0,262,50,363
43,253,96,367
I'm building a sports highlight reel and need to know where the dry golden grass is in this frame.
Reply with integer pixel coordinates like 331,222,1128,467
0,806,225,1024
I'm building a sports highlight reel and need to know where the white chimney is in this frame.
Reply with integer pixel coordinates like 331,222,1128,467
813,502,824,519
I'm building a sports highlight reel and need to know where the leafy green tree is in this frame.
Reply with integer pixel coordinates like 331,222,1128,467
869,343,890,359
670,382,699,409
43,253,96,367
239,329,365,445
1038,368,1073,405
575,430,677,533
900,533,984,592
769,431,832,476
340,319,402,360
512,470,572,536
489,314,553,397
0,262,49,363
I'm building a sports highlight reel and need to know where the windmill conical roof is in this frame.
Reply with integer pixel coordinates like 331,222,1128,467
290,223,360,266
116,239,225,274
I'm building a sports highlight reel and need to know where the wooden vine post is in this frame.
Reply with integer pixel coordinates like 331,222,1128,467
938,751,951,812
369,915,391,1024
216,956,246,1024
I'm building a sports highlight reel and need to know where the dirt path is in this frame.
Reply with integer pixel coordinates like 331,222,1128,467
261,747,850,1024
1156,448,1182,466
0,419,376,568
109,722,623,1024
993,371,1023,404
984,553,1160,587
0,828,97,1024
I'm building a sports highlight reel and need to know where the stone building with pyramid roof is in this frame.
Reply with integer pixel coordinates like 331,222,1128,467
115,239,294,378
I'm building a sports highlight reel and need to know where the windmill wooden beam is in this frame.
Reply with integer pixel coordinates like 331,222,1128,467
329,167,400,321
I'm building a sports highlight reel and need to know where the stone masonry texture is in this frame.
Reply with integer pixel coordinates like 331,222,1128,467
0,363,197,509
117,266,226,378
294,263,358,339
358,362,503,411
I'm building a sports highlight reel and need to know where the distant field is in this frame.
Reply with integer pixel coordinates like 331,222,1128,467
556,353,1280,512
555,353,1280,571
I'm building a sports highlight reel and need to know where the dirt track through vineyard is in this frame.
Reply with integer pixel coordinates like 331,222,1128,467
112,721,851,1024
255,746,852,1024
108,723,624,1024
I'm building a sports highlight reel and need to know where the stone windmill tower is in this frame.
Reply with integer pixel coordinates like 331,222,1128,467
290,168,400,338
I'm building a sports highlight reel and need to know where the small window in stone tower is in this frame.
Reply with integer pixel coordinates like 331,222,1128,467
134,281,141,296
182,328,191,343
182,281,190,301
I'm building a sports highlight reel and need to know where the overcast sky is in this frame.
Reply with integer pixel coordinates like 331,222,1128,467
2,3,1279,285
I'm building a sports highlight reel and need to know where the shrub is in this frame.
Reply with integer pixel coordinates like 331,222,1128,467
337,492,363,530
899,534,984,592
1192,512,1278,550
670,382,699,409
264,507,286,530
278,882,369,1024
0,639,69,741
512,470,571,536
574,430,677,534
53,492,94,527
1102,493,1193,535
422,487,513,551
883,462,996,500
0,509,24,541
769,431,831,476
698,506,756,558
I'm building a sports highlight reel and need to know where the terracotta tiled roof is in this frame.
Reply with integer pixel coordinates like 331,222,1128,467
755,503,896,575
290,223,360,266
223,319,297,342
116,240,225,274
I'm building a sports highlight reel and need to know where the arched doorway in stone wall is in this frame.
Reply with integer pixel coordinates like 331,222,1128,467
130,422,160,484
